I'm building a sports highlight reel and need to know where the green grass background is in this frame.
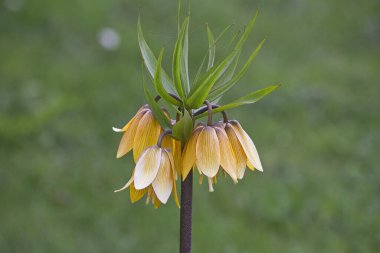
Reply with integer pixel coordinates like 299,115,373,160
1,0,379,252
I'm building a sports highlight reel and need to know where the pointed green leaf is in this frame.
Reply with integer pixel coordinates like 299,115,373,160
186,49,240,109
208,37,266,101
206,24,216,71
172,110,193,141
154,48,182,106
212,49,241,92
137,17,176,95
177,0,181,33
172,17,189,99
234,10,259,50
143,84,172,129
195,84,281,119
181,19,190,95
193,24,234,86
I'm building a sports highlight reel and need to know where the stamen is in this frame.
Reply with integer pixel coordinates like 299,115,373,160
208,178,214,192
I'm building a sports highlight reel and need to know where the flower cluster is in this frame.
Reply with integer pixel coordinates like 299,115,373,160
113,11,279,208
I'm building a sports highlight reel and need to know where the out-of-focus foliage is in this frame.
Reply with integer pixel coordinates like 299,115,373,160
0,0,379,252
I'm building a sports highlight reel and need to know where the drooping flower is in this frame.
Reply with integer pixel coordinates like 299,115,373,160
113,105,162,162
224,120,263,179
114,145,180,208
182,123,238,190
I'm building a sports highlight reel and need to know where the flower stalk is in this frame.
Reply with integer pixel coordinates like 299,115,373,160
180,169,193,253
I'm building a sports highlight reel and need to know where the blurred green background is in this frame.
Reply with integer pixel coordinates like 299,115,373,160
1,0,379,252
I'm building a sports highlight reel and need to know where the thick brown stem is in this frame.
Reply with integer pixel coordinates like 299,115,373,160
179,170,193,253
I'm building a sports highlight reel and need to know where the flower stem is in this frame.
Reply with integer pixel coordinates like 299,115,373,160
180,170,193,253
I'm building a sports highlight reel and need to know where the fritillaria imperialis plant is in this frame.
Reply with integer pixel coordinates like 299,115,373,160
113,7,280,253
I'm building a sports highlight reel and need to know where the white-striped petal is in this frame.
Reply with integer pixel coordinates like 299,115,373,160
230,121,263,172
226,123,247,179
152,152,173,204
215,127,238,183
134,146,162,189
195,126,220,178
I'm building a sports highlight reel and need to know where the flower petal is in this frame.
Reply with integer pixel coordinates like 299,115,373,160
116,110,147,158
182,127,203,180
173,140,182,175
164,149,180,208
134,146,162,189
114,171,134,192
215,127,238,183
230,121,263,172
247,160,255,171
133,111,162,162
161,134,174,151
226,123,247,179
196,126,220,178
130,182,147,203
152,191,162,209
152,152,173,204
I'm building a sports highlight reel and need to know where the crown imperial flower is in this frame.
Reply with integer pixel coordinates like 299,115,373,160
113,9,279,206
112,6,281,252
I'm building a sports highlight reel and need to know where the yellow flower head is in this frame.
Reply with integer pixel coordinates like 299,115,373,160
224,120,263,179
115,145,180,208
182,122,239,191
113,105,162,162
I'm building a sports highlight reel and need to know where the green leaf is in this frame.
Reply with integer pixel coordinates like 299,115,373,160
234,10,259,50
193,55,206,85
137,17,176,95
143,83,172,129
186,49,240,109
212,49,241,93
193,24,234,86
172,110,193,141
177,0,181,33
172,17,189,99
195,84,281,119
208,37,266,101
206,24,216,71
181,18,190,95
154,48,182,106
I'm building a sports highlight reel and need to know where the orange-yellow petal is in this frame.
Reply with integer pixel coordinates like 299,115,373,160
161,134,174,151
215,127,238,183
133,111,162,162
226,123,247,179
182,127,203,180
230,121,263,172
152,151,173,204
164,149,180,208
152,191,162,209
247,160,255,171
133,146,162,190
195,126,220,178
130,182,147,203
116,110,147,158
173,140,182,175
